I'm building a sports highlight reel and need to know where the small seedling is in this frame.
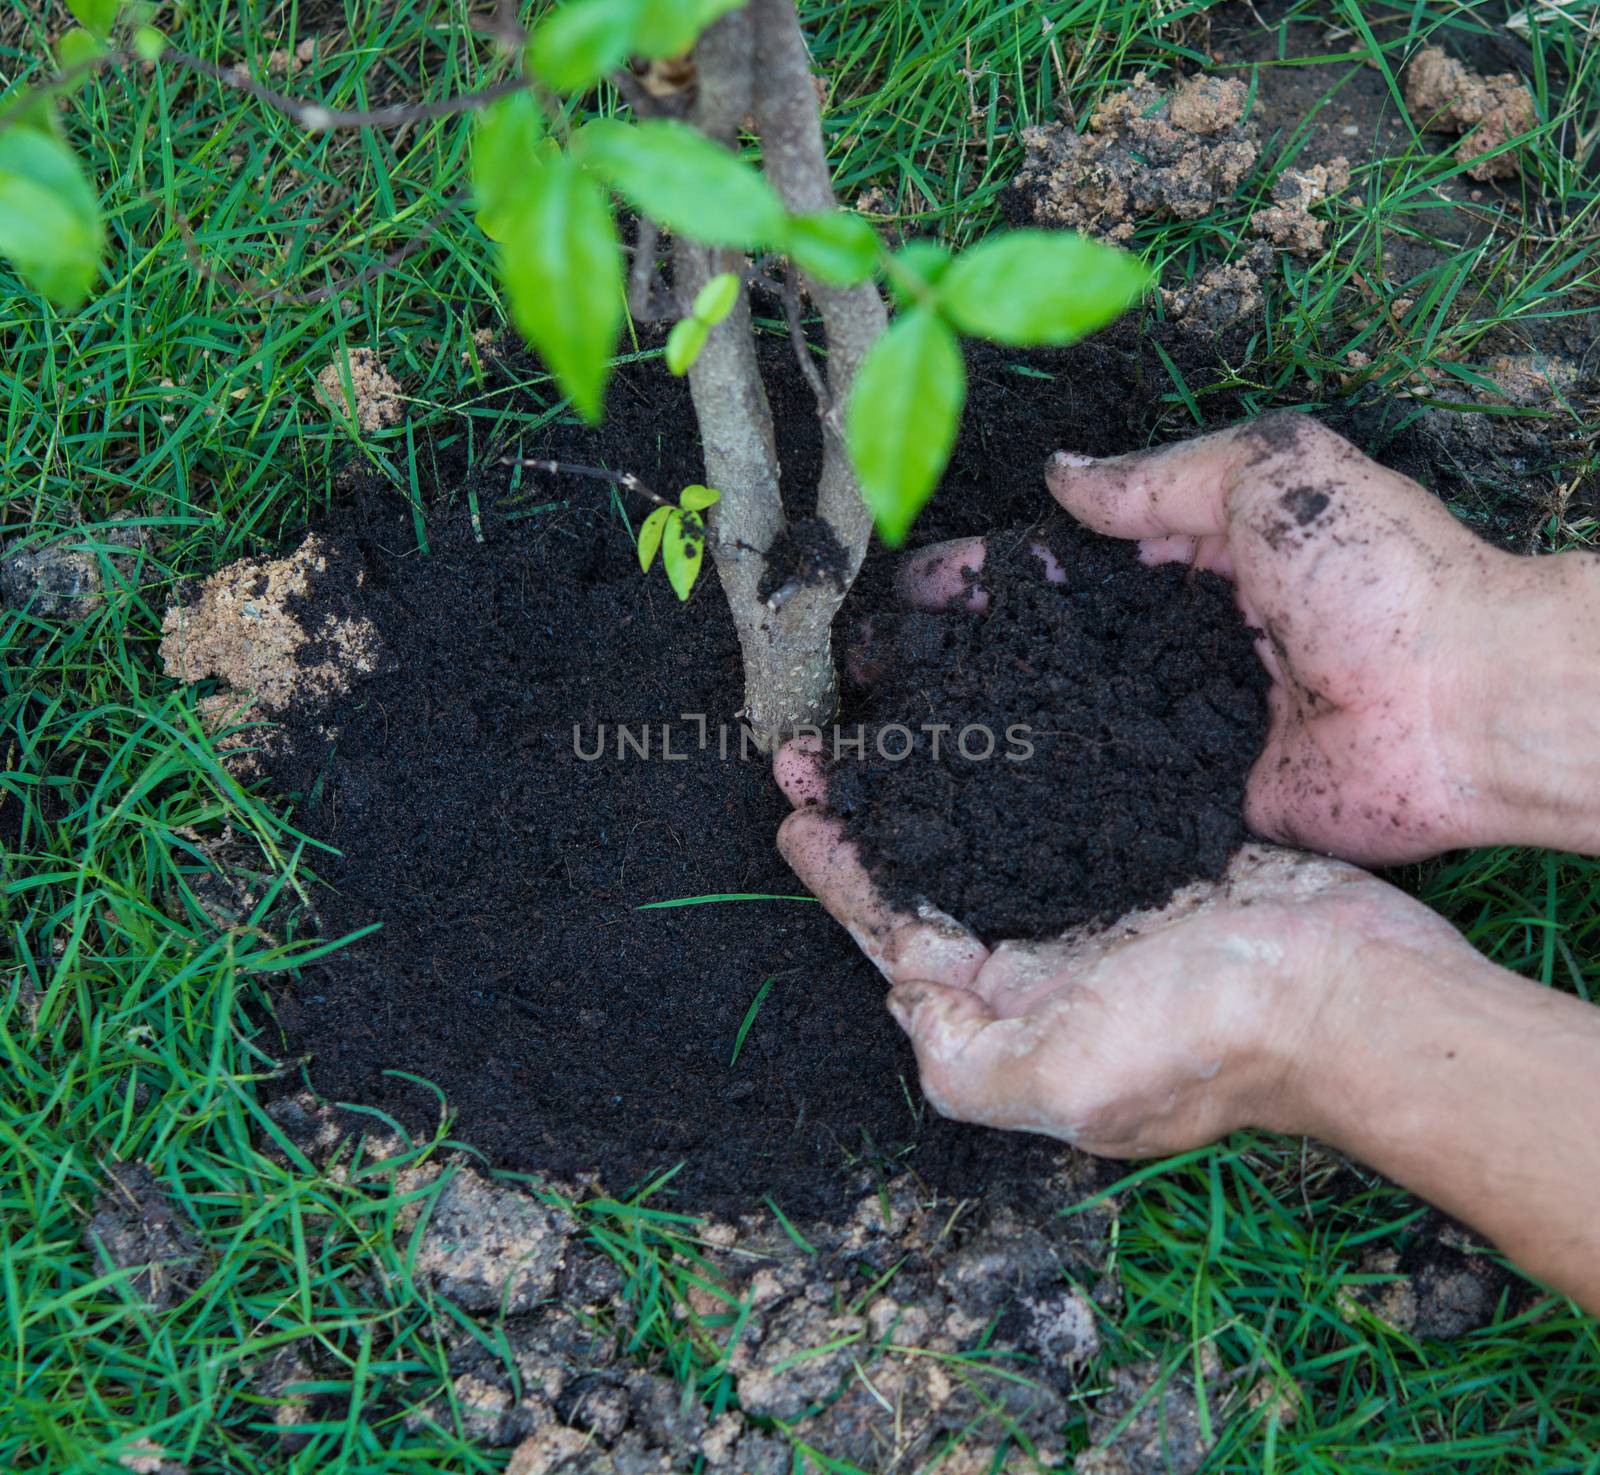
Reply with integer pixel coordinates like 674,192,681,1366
729,974,775,1065
637,484,720,600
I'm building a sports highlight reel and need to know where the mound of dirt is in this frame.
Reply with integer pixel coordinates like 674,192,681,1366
315,347,406,432
159,533,384,717
170,314,1582,1212
1249,155,1351,256
827,517,1269,943
1008,72,1259,242
255,335,1199,1215
159,533,387,769
1405,45,1535,181
1161,246,1273,329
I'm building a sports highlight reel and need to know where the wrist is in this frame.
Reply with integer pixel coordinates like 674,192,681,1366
1448,548,1600,855
1242,916,1504,1145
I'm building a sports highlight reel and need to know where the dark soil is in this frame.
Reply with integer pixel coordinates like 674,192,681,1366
258,286,1581,1215
756,515,851,605
271,479,1023,1219
261,318,1276,1216
827,518,1269,943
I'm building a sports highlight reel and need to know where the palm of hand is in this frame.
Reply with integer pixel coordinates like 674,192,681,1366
776,779,1468,1157
775,414,1506,1151
1047,415,1509,863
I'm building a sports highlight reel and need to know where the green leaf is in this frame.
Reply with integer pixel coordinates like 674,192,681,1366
691,271,740,326
664,316,707,376
632,0,745,57
886,239,952,307
678,484,719,511
0,127,103,307
527,0,644,92
782,210,879,287
473,92,546,243
56,27,105,75
637,505,673,571
730,974,775,1065
67,0,118,39
576,118,785,248
662,508,705,600
0,90,60,138
845,308,965,547
938,230,1153,347
496,152,623,423
131,24,166,61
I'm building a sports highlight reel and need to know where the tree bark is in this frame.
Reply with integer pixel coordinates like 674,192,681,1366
749,0,888,562
745,0,889,739
681,10,826,746
681,0,889,747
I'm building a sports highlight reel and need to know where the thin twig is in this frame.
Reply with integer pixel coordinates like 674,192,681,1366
162,46,526,130
628,218,674,321
500,457,669,506
782,261,833,420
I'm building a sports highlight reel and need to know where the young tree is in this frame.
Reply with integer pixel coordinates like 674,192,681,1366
2,0,1151,747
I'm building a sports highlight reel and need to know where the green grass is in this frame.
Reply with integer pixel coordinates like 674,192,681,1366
3,0,1599,1471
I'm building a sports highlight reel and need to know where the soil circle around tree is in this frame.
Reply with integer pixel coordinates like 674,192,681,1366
255,328,1426,1215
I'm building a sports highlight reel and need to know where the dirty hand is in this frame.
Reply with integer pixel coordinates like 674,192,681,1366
774,752,1600,1316
773,746,1478,1156
909,414,1600,864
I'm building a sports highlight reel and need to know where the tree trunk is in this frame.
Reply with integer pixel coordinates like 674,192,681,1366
680,11,831,746
682,0,889,748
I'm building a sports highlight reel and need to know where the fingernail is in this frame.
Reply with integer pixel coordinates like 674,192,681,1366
1050,451,1096,469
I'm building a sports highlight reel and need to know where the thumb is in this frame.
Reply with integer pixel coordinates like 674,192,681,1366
888,982,1055,1135
1044,437,1242,541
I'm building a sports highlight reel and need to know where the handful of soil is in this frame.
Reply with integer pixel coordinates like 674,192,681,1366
827,517,1270,942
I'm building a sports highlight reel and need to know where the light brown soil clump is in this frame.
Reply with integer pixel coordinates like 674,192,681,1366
1010,73,1259,242
315,347,406,432
160,534,387,773
159,534,385,723
1249,156,1352,256
1162,243,1275,328
1478,352,1579,405
1405,46,1535,180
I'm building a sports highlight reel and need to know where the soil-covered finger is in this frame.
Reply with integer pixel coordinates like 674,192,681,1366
896,538,989,611
774,736,828,808
890,984,1061,1138
778,810,989,989
1043,431,1252,540
896,535,1070,616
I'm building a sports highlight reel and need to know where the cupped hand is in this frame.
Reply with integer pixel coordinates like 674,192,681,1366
905,414,1532,865
774,744,1476,1156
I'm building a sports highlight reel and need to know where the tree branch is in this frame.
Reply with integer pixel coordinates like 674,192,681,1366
676,10,826,738
160,47,526,131
628,218,674,322
748,0,888,581
500,457,670,506
782,262,833,419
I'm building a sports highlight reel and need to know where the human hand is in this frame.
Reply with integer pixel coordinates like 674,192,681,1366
774,746,1477,1156
905,413,1600,864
